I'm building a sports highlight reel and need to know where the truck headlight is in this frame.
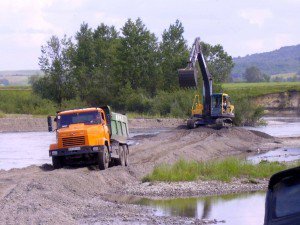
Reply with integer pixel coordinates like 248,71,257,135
52,151,58,156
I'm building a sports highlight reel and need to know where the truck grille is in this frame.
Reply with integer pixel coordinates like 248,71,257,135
62,136,85,147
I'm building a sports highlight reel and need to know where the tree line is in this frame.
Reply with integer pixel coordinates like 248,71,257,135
32,18,234,113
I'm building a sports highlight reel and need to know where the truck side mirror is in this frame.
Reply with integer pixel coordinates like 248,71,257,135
264,166,300,225
47,116,52,132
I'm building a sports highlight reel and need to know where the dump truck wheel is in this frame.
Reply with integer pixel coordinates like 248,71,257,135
52,156,63,169
124,145,129,166
98,146,109,170
116,145,125,166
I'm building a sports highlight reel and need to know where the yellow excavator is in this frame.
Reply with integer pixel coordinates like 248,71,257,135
178,37,234,129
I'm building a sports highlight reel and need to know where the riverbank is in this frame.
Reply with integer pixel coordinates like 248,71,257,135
0,116,300,224
0,114,185,132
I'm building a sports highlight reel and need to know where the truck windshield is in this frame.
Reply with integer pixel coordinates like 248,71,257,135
57,111,101,128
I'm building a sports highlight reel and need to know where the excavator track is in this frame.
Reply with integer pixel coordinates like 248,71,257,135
215,118,233,129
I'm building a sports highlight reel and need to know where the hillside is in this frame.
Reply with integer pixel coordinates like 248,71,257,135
232,44,300,77
0,70,42,76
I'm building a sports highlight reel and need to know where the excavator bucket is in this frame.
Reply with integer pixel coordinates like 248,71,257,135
178,69,198,88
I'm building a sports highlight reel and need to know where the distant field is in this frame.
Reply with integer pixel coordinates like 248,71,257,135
0,75,31,86
222,82,300,99
270,72,299,82
0,70,42,76
271,72,297,78
0,70,42,86
0,86,31,90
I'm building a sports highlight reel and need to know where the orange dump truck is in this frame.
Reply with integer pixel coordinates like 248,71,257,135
47,105,129,170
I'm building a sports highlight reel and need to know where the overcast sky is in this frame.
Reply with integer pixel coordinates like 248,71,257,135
0,0,299,70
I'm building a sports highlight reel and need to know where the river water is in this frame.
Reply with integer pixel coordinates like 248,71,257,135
0,130,159,170
245,116,300,137
0,132,54,170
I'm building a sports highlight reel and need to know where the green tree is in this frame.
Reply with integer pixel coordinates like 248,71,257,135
73,23,96,100
34,35,75,104
159,20,189,91
201,42,234,83
93,23,119,70
243,66,266,82
117,18,160,94
263,73,270,82
85,24,120,106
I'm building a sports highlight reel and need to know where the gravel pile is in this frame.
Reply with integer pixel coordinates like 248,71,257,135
121,178,268,198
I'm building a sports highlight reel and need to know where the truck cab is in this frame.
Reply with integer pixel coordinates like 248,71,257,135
47,106,129,170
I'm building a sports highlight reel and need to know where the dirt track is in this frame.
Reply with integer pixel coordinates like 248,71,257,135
0,119,299,224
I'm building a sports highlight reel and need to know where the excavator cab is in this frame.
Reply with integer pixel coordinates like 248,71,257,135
211,93,234,118
178,69,198,88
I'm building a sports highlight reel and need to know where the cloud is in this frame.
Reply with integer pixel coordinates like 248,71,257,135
245,39,265,53
0,0,56,44
93,12,126,29
1,0,300,69
274,33,296,49
0,0,87,69
238,9,273,27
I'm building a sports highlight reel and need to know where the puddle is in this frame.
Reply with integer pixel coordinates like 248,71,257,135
128,128,170,146
125,192,266,225
248,147,300,163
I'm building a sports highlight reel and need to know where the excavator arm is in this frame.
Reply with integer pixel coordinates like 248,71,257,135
178,37,213,116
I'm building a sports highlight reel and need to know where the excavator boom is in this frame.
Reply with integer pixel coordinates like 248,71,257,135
178,37,212,116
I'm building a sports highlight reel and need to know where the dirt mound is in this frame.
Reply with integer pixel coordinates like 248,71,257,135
128,126,280,178
0,166,138,224
249,129,274,139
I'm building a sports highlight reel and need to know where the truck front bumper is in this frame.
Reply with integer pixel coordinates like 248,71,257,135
49,146,104,157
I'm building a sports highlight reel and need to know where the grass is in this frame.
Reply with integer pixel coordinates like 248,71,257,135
222,82,300,99
142,158,300,182
0,89,57,115
0,110,5,118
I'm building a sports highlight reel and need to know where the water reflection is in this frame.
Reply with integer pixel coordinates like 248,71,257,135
128,192,266,225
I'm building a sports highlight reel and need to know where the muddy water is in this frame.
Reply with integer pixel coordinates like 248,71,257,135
0,132,54,170
248,147,300,163
129,192,266,225
245,116,300,163
245,116,300,137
